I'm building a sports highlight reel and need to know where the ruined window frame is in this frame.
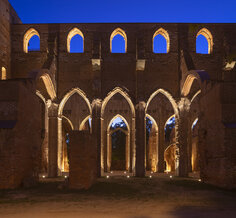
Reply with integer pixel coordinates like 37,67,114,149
23,28,40,53
67,27,84,53
196,28,213,54
153,28,170,54
110,28,127,53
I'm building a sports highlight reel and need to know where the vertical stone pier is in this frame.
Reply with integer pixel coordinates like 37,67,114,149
135,102,146,177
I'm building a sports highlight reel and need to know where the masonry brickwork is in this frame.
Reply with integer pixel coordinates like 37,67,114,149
0,0,235,189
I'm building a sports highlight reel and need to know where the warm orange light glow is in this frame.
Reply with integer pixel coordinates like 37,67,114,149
1,67,6,80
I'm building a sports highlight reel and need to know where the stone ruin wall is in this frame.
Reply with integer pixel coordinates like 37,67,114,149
0,79,43,189
0,0,236,189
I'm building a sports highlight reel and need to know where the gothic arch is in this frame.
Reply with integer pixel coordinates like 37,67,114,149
146,89,178,116
196,28,213,54
181,70,209,97
29,70,56,101
67,27,84,53
110,28,127,53
107,114,130,132
101,87,135,118
107,114,130,172
58,88,92,116
23,28,40,53
153,28,170,53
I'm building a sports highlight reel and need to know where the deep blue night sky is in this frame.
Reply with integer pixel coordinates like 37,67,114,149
8,0,236,23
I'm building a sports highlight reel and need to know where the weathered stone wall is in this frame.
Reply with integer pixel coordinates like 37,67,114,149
0,79,42,189
199,82,236,188
0,0,236,188
69,131,97,189
0,0,21,78
10,23,235,103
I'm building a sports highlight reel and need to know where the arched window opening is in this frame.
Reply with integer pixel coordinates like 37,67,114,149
1,67,6,80
164,144,176,172
28,35,40,52
110,28,127,53
110,116,127,130
196,28,213,54
23,28,40,53
67,28,84,53
165,116,175,142
109,116,128,171
70,34,84,53
153,28,170,53
196,35,209,54
153,34,167,53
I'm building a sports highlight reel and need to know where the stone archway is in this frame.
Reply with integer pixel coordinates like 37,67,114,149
101,87,135,175
58,88,92,174
146,89,178,173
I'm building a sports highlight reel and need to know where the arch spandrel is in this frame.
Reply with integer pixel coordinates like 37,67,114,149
101,87,135,119
146,89,178,117
58,88,92,117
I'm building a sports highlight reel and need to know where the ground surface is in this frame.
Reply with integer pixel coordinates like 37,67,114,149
0,174,235,218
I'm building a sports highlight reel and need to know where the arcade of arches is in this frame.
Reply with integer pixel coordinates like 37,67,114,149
0,3,235,189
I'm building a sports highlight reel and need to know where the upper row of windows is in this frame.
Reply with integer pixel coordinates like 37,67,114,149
24,27,213,54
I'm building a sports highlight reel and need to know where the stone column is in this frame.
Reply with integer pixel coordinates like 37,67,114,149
135,102,146,177
176,98,191,177
92,99,102,177
48,102,58,178
157,120,165,173
187,121,193,173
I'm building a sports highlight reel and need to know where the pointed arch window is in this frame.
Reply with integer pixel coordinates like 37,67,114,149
67,28,84,53
196,28,213,54
23,28,40,53
110,28,127,53
153,28,170,53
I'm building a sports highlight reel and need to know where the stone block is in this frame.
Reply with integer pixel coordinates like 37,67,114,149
69,131,97,190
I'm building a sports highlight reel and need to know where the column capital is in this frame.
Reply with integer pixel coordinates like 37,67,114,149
135,101,146,111
48,102,59,117
178,97,191,114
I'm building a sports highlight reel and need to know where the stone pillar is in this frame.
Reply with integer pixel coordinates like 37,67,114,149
176,98,191,177
92,99,102,177
48,102,58,178
131,118,136,173
135,102,146,177
157,121,165,173
187,122,193,173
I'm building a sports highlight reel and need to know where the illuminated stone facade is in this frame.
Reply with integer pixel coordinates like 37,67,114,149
0,0,236,189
